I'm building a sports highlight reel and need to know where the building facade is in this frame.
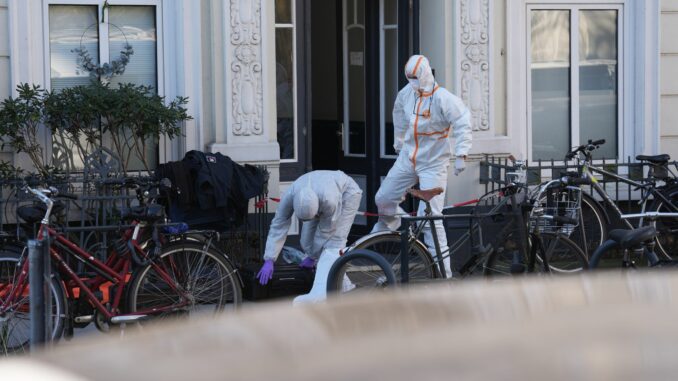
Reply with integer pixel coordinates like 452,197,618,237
0,0,670,232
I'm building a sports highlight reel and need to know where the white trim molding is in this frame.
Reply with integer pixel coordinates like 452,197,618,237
458,0,490,132
229,0,263,137
505,0,661,161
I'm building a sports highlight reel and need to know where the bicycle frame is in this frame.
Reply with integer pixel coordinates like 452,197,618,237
399,184,529,281
0,221,190,322
580,161,678,228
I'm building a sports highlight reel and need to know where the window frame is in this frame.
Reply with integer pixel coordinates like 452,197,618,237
379,0,398,159
42,0,164,170
274,0,299,163
43,0,163,94
342,0,367,158
526,3,624,162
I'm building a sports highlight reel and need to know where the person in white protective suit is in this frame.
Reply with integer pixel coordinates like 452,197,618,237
372,54,472,277
257,170,362,304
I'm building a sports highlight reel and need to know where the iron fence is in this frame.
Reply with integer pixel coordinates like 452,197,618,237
0,149,269,265
479,155,678,202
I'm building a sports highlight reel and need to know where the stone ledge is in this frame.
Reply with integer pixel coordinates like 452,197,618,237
208,142,281,164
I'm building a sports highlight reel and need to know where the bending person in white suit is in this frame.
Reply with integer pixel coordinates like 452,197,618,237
372,54,473,277
257,170,362,304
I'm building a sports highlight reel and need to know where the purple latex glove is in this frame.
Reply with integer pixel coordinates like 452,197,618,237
299,256,316,269
257,260,275,285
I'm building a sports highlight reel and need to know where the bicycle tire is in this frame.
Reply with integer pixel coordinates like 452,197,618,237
484,232,587,276
326,249,396,294
0,247,67,355
126,243,242,322
538,232,589,273
351,232,439,282
648,184,678,260
575,193,608,256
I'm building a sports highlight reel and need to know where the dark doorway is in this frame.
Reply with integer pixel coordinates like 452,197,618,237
309,0,418,235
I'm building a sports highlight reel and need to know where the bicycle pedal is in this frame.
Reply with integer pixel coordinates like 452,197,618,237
110,315,148,324
74,315,94,324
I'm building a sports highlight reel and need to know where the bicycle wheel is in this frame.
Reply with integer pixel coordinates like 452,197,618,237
538,232,588,273
326,249,396,294
351,232,438,282
483,232,532,277
0,247,67,355
649,185,678,260
127,243,242,321
574,194,607,256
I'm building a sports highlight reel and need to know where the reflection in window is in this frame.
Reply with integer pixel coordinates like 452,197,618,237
345,0,366,156
530,8,619,161
49,5,99,92
48,4,159,172
579,10,618,159
275,1,296,161
109,6,157,89
382,0,398,157
531,10,571,161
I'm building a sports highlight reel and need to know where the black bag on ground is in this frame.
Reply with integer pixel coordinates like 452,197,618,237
240,257,314,301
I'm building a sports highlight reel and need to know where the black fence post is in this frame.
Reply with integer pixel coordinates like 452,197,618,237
29,238,50,348
400,222,409,284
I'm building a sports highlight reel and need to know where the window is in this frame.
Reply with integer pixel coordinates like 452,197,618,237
343,0,366,157
529,6,620,160
275,0,297,161
380,0,398,158
47,1,160,170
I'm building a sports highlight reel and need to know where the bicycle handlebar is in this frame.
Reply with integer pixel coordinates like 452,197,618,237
565,139,606,160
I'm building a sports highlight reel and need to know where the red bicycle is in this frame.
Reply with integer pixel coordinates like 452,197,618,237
0,179,241,354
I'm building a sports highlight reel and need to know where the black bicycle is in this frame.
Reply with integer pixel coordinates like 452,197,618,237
588,211,678,270
565,139,678,260
326,174,588,294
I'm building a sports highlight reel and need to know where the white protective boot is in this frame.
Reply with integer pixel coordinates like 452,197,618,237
293,248,340,306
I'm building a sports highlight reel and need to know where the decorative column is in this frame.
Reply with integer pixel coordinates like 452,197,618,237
209,0,280,196
230,0,263,137
457,0,490,132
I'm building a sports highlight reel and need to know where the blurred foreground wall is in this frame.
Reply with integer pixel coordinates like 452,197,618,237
4,272,678,380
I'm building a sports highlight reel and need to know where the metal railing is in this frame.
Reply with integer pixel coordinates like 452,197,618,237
479,155,677,202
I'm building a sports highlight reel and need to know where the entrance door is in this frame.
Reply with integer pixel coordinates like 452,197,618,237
309,0,417,234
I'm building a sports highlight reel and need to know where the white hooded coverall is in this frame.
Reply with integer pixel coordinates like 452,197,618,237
264,170,362,303
372,55,473,276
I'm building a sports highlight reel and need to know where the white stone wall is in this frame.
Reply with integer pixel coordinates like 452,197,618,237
201,0,281,206
0,0,12,164
661,0,678,157
0,0,8,101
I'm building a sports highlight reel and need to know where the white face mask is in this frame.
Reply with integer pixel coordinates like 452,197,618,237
408,78,420,92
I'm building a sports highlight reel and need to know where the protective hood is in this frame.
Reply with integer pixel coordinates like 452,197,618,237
404,55,435,94
293,186,319,221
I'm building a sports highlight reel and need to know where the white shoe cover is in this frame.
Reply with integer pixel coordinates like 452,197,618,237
293,249,341,306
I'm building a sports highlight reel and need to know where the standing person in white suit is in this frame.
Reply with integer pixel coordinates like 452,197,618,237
372,54,473,277
257,170,362,304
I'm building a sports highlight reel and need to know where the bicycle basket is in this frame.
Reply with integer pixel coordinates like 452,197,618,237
529,185,581,236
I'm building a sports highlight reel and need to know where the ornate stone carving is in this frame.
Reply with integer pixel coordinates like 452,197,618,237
459,0,490,131
230,0,263,136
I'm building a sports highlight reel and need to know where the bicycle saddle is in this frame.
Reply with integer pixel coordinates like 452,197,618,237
122,204,165,223
608,226,657,249
636,154,670,164
17,202,66,224
407,188,444,202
